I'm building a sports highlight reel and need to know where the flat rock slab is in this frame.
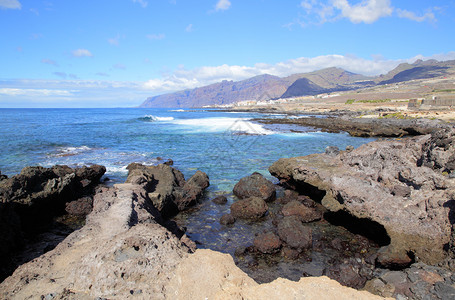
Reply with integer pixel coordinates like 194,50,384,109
269,129,455,266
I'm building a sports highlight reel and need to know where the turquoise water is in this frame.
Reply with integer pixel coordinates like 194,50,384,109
0,108,374,191
1,108,377,282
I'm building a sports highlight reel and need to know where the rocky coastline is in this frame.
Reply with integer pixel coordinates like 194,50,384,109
1,121,455,299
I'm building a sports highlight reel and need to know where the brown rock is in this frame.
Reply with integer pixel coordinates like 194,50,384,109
376,247,413,269
269,129,455,266
220,214,236,225
233,172,276,202
212,195,228,205
281,200,322,222
230,197,268,220
253,232,281,254
277,216,312,250
65,196,93,216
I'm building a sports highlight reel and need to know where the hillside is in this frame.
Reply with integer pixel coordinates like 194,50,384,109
139,59,455,108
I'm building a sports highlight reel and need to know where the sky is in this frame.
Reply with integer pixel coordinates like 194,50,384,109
0,0,454,108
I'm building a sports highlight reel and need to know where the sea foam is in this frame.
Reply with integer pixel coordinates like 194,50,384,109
141,115,175,122
170,117,274,135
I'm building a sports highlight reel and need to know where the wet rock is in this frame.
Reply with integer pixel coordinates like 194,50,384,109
230,197,268,220
376,247,413,269
277,189,299,204
65,196,93,216
233,172,276,202
325,146,340,156
269,129,455,266
220,214,236,225
212,195,228,205
281,247,300,260
281,200,321,222
277,216,312,250
325,261,367,289
253,232,281,254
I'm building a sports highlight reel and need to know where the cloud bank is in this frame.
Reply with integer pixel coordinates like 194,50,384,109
0,0,21,10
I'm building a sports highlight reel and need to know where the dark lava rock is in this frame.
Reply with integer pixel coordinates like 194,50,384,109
126,163,209,216
277,216,312,250
212,195,228,205
0,171,7,181
390,185,411,197
277,189,299,204
233,172,276,202
253,232,281,254
230,197,268,220
376,247,413,269
325,146,340,156
65,196,93,216
174,170,210,211
220,214,236,225
325,261,367,289
281,200,321,223
281,247,300,260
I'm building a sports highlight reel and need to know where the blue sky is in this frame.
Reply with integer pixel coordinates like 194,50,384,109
0,0,454,107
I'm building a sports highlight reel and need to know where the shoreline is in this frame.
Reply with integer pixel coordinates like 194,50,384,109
1,111,455,299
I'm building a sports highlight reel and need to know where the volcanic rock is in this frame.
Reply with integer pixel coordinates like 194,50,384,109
253,232,282,254
212,195,228,205
220,213,236,225
125,163,209,217
269,128,455,267
281,200,322,222
230,196,268,220
277,216,312,250
233,172,276,202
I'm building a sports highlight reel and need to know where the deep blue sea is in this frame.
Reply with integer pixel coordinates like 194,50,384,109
0,108,374,190
0,108,377,282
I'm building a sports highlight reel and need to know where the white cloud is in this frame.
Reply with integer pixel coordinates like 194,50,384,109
298,0,436,25
142,52,455,93
332,0,393,24
41,59,59,66
53,72,67,79
0,0,21,10
396,8,436,23
72,49,93,57
0,88,74,97
146,33,165,40
215,0,231,11
185,24,193,32
108,35,120,46
132,0,148,8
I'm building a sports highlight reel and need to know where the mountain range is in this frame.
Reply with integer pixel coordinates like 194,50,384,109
139,59,455,108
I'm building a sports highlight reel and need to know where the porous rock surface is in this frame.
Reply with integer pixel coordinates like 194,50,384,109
0,181,386,300
125,163,209,217
269,128,455,267
233,172,276,202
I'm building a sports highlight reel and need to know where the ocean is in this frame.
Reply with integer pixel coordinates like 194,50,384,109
0,108,376,282
0,108,373,188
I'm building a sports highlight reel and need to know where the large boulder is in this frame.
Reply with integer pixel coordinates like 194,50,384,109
0,164,106,281
281,200,322,222
269,128,455,267
233,172,276,202
254,232,282,254
230,197,268,220
125,163,209,217
277,216,312,250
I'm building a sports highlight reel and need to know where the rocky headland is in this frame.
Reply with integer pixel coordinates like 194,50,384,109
2,122,455,299
0,163,385,299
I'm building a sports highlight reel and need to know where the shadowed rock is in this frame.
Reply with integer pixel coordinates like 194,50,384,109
230,197,268,220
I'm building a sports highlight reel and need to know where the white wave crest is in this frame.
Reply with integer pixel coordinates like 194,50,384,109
171,117,274,135
52,145,93,157
169,109,185,112
142,115,175,121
